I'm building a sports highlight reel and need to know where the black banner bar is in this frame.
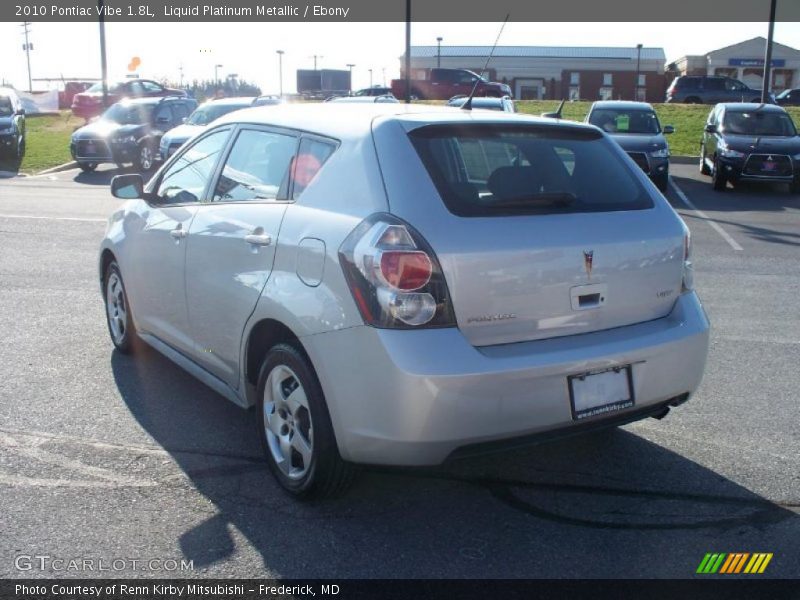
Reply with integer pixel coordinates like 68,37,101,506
2,579,800,600
3,0,800,22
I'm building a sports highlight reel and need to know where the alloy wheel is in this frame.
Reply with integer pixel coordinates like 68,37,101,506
263,364,314,480
139,145,153,171
105,272,127,344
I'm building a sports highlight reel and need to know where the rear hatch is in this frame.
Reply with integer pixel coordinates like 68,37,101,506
388,120,686,347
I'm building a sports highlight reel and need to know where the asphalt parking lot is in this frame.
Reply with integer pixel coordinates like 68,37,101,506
0,162,798,579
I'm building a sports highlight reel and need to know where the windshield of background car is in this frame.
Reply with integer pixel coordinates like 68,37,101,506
722,110,798,136
409,124,653,217
775,89,791,100
103,103,154,125
589,109,661,134
86,82,122,94
0,96,13,117
187,103,249,126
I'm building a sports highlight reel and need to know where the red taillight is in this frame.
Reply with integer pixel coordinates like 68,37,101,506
339,214,455,329
379,251,432,291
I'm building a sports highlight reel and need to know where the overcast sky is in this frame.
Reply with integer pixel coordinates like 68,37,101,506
1,21,799,93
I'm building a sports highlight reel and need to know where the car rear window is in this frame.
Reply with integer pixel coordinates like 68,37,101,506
408,124,654,217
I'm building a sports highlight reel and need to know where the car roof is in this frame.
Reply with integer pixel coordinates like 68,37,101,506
717,102,787,113
118,96,187,106
590,101,654,111
213,102,596,141
202,97,256,107
448,96,508,106
0,87,19,99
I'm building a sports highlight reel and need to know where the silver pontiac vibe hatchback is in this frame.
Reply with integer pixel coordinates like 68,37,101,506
101,103,710,498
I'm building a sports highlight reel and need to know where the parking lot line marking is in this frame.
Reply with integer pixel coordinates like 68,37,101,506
669,178,743,251
0,214,106,223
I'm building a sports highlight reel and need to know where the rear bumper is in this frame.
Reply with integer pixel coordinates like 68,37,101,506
302,292,710,466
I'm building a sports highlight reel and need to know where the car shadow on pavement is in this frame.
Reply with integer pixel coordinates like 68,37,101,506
110,347,799,578
73,165,154,186
672,174,800,213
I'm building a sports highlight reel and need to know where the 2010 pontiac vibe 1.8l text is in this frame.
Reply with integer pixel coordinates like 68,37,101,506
100,103,709,498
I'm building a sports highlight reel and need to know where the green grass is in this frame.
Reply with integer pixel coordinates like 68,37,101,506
0,110,81,175
426,99,800,157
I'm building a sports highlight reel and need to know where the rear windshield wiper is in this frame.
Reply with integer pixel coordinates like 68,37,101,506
490,192,576,208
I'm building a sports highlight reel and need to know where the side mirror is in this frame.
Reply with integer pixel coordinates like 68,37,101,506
663,125,675,134
16,108,25,116
704,124,717,134
110,174,144,199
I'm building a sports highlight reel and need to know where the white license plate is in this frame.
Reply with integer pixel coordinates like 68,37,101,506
568,366,633,420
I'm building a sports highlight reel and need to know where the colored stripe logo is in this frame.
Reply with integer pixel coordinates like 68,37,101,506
696,553,773,574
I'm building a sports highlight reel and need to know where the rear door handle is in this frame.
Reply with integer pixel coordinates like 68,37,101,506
170,227,187,239
245,233,272,246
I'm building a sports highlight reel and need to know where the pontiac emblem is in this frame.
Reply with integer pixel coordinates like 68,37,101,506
583,250,594,279
767,155,774,161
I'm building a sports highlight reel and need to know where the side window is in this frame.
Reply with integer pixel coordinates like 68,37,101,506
156,129,229,204
154,104,172,125
128,81,144,96
705,78,725,91
173,102,191,122
141,81,162,93
213,129,296,202
290,138,336,200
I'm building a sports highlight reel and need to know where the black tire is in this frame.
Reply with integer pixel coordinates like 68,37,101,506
699,147,711,175
78,162,98,172
256,343,357,499
790,180,800,194
103,261,138,354
712,159,726,191
134,142,155,172
654,173,669,193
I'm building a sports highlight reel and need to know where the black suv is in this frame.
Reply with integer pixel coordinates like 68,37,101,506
70,96,197,172
699,103,800,193
0,88,26,160
666,76,770,104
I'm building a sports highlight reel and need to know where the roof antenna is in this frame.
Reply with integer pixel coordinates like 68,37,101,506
462,14,509,111
541,98,565,119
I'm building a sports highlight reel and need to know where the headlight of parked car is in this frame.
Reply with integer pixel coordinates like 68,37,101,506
650,147,670,158
112,135,137,145
717,143,746,159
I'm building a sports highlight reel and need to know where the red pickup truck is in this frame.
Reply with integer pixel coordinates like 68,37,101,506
391,68,512,101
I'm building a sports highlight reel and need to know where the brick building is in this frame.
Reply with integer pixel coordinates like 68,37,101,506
402,45,667,102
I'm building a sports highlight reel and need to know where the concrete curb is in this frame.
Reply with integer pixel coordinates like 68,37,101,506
34,161,78,176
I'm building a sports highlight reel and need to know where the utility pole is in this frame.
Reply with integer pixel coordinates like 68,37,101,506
635,43,643,101
179,63,184,87
310,55,323,70
97,2,109,108
762,0,777,103
276,50,284,97
368,69,373,87
346,64,355,92
436,36,443,69
215,64,223,84
405,0,411,103
20,22,33,92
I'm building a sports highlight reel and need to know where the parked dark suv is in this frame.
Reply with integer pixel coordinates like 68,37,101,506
0,88,26,160
70,96,196,172
699,103,800,193
666,76,770,104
